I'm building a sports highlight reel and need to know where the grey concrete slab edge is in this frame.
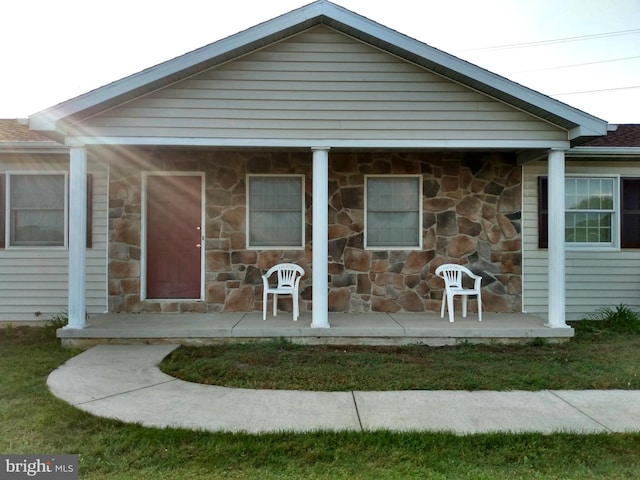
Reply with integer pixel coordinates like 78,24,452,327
55,312,574,348
47,345,640,434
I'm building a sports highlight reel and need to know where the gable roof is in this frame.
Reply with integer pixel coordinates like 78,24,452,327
29,0,608,143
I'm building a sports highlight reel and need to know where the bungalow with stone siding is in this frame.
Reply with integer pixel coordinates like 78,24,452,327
6,0,637,332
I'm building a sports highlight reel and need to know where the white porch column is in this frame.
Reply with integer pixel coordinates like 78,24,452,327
547,149,567,328
66,145,88,329
311,147,330,328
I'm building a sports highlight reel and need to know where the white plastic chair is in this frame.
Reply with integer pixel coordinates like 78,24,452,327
435,264,483,323
262,263,305,321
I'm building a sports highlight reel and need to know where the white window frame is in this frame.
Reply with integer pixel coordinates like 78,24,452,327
365,175,423,250
5,171,68,249
565,174,619,251
246,174,305,250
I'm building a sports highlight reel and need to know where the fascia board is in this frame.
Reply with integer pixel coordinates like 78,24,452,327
0,141,68,154
567,146,640,157
569,124,610,140
64,135,571,150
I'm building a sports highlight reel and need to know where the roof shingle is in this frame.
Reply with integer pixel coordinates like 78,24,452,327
0,119,54,142
581,124,640,148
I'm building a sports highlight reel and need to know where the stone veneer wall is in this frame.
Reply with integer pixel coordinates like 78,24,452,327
107,149,521,315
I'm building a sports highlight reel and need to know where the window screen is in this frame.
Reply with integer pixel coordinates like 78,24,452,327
248,176,303,247
366,176,421,248
9,174,66,247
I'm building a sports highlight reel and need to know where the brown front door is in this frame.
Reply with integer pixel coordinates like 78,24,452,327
146,174,202,299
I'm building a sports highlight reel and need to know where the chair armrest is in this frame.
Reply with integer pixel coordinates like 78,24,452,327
262,274,269,289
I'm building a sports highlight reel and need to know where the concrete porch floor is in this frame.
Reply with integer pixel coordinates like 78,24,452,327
57,311,574,348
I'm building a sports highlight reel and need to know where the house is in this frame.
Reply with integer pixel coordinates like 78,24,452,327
3,0,637,332
524,124,640,320
0,119,107,323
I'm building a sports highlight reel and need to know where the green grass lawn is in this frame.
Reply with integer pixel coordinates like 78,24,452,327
160,327,640,391
2,318,640,479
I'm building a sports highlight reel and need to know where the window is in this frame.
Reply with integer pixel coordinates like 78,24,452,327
7,173,67,247
565,177,615,244
366,176,422,248
538,176,640,249
247,175,304,248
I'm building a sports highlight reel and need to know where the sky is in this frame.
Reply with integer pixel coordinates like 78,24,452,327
1,0,639,124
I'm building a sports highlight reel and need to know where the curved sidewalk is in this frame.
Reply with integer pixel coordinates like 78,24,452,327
47,345,640,434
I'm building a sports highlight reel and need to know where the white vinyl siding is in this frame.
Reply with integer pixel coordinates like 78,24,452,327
0,156,108,322
70,26,567,145
523,161,640,321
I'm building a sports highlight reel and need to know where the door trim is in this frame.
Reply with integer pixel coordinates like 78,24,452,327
140,171,206,301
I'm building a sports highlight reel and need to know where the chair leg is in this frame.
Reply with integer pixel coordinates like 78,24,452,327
477,293,482,322
263,292,268,320
440,296,446,318
447,292,455,323
293,295,299,321
272,294,278,317
462,295,468,318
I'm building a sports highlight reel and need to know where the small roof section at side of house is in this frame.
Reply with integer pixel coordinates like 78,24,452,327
580,124,640,147
0,119,53,142
28,0,608,144
568,124,640,158
0,119,67,153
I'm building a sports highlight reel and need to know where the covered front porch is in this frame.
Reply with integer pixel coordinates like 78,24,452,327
27,1,609,335
57,311,573,348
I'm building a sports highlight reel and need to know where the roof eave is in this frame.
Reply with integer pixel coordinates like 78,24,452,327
567,146,640,158
0,141,69,154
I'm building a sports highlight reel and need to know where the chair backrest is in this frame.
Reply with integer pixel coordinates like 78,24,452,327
435,264,475,289
266,263,304,288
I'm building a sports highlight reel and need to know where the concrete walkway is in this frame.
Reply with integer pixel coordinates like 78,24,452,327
47,344,640,434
